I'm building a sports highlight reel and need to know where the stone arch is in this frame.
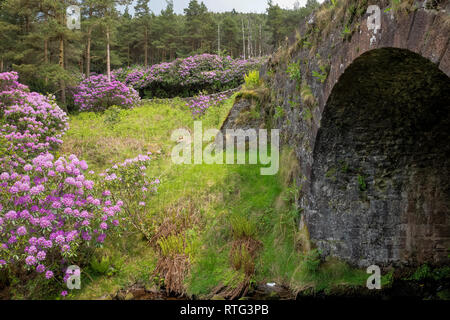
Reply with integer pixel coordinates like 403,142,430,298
226,6,450,267
305,47,450,267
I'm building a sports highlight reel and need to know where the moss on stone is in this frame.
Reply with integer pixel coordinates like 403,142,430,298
326,167,337,181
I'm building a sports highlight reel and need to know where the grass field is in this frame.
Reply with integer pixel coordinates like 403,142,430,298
60,96,370,300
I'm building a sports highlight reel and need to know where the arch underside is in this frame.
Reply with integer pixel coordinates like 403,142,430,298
307,48,450,267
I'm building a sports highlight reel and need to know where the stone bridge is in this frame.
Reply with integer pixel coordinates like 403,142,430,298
223,0,450,267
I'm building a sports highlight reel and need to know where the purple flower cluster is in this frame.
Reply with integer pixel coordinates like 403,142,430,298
71,74,141,112
0,72,69,167
0,153,123,283
186,93,229,118
113,54,266,94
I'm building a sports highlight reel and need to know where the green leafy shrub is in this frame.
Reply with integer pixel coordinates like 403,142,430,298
312,65,329,83
408,264,450,281
99,154,160,240
341,25,352,40
302,249,322,274
287,61,302,83
89,253,124,276
274,106,285,120
103,106,123,127
90,256,112,276
243,70,261,89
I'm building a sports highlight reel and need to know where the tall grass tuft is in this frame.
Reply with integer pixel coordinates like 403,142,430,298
229,215,257,239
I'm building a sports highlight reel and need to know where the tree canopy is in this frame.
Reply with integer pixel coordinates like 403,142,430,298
0,0,318,105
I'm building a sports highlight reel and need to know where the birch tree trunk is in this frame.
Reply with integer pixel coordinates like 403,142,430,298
217,23,220,56
59,35,66,105
144,26,148,67
86,26,92,76
259,24,262,57
247,20,251,58
242,19,246,59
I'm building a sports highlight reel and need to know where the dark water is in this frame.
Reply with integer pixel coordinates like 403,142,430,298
113,279,450,301
113,283,294,301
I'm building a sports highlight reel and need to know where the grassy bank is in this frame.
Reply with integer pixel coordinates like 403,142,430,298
61,96,370,300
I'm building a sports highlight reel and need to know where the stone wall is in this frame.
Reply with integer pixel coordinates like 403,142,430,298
308,48,449,267
222,1,450,267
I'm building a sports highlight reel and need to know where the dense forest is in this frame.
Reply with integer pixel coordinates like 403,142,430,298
0,0,319,105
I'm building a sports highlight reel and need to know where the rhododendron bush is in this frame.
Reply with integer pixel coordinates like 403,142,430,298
99,154,160,241
0,72,69,167
71,74,141,112
186,93,229,118
0,153,123,291
0,72,157,297
0,152,158,297
113,54,266,99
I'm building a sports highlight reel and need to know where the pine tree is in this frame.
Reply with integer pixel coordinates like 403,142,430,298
0,2,20,72
95,0,131,81
266,0,284,48
184,0,213,54
221,16,239,57
159,1,179,61
134,0,152,67
117,6,133,67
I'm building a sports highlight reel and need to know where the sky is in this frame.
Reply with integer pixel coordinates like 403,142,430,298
122,0,321,15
